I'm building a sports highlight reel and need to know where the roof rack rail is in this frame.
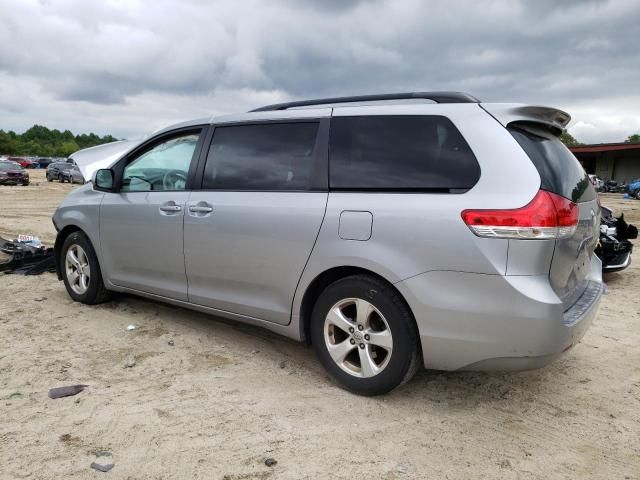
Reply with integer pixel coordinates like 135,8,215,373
249,91,480,112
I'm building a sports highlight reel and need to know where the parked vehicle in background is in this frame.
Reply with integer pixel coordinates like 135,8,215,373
36,158,53,168
46,162,73,182
603,179,627,193
625,178,640,199
69,164,85,184
588,174,604,191
0,161,29,186
7,156,37,169
52,91,604,395
596,206,637,272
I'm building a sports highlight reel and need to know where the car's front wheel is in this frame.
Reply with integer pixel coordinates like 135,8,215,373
310,275,420,395
61,231,110,304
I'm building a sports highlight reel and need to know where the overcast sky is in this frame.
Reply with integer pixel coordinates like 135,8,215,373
1,0,639,143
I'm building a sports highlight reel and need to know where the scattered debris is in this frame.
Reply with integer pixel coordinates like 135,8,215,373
90,451,115,472
279,361,286,369
34,296,47,302
264,458,277,467
0,235,55,275
167,340,175,346
396,463,409,474
596,206,638,273
124,358,136,368
90,462,114,473
48,384,88,399
16,234,42,247
7,392,23,399
126,325,136,331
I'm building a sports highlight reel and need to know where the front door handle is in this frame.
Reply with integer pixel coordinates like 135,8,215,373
159,201,182,214
188,205,213,213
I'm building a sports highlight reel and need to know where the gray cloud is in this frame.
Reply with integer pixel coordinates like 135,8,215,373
0,0,638,143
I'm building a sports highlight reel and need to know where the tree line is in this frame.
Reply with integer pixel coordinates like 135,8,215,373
560,131,640,147
0,125,118,158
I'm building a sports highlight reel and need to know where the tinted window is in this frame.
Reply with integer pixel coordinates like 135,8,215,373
509,126,596,203
329,115,480,191
122,132,200,192
203,123,319,191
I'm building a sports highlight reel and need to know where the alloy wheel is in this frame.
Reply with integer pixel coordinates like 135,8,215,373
65,244,90,295
323,298,393,378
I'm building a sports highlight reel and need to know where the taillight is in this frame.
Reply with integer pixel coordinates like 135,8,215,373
461,190,578,240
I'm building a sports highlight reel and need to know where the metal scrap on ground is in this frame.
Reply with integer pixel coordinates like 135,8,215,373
0,235,55,275
48,385,88,399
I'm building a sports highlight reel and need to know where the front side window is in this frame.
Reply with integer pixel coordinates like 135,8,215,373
121,132,200,192
203,122,319,191
329,115,480,191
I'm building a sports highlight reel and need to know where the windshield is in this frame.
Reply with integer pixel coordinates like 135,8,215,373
0,162,23,171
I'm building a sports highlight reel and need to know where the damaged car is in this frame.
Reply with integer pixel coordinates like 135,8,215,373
596,206,637,273
52,92,604,395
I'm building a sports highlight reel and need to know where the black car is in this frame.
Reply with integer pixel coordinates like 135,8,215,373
46,162,74,182
36,158,53,168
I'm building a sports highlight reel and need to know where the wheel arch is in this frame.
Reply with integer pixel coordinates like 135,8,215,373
54,225,83,280
298,265,417,345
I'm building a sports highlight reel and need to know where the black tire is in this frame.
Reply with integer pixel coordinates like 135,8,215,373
47,175,52,182
22,181,29,186
58,174,63,182
60,231,111,304
310,274,420,395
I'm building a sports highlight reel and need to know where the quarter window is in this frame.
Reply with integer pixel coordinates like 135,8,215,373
329,115,480,191
202,123,319,191
122,132,200,192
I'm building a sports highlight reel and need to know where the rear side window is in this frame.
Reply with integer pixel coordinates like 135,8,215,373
329,115,480,191
203,123,319,191
509,126,596,203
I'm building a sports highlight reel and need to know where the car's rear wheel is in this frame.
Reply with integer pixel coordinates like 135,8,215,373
310,274,420,395
61,231,110,304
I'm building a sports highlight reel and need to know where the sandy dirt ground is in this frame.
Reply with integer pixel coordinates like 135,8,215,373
0,170,639,479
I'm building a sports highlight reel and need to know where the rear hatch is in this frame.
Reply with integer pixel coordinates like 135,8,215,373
509,125,600,309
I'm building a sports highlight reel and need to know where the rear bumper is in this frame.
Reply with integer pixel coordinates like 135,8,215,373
395,258,603,371
602,251,632,273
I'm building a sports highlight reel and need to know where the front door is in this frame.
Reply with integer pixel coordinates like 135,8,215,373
184,121,328,324
100,129,204,300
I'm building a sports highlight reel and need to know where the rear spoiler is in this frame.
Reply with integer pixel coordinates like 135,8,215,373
480,103,571,135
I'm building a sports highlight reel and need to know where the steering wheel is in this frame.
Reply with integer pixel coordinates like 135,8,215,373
162,170,187,190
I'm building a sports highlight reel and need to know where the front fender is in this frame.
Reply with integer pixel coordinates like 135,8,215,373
52,185,105,279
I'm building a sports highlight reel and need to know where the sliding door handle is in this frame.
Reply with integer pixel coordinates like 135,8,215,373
188,205,213,213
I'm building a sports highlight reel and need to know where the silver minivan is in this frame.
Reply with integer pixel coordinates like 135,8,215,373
53,92,603,395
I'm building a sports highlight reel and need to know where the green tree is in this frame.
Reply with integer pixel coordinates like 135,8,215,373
560,131,581,147
0,125,117,156
0,130,18,153
625,133,640,143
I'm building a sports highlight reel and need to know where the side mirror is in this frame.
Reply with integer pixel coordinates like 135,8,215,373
94,169,115,192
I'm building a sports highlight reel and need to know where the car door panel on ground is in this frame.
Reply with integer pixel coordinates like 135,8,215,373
184,120,329,325
100,129,204,301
